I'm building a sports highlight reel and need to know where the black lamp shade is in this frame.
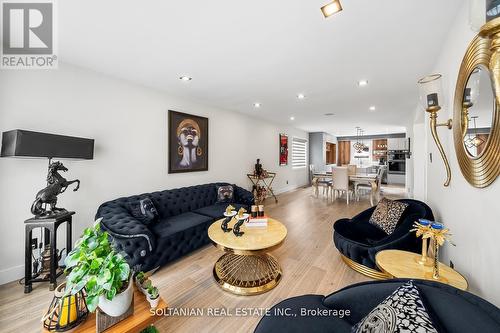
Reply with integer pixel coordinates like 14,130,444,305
1,130,94,159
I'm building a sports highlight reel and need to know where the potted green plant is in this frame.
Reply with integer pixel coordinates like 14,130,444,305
64,219,133,316
135,271,149,294
146,284,160,309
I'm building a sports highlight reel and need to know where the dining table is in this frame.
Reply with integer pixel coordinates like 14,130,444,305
312,172,379,206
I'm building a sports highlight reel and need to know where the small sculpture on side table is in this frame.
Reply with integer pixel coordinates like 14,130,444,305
31,161,80,218
233,208,249,237
222,205,236,232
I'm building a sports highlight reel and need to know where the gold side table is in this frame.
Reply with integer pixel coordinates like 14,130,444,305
208,218,287,295
375,250,468,290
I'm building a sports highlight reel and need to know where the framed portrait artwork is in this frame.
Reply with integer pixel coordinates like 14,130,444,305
168,110,208,173
279,134,288,166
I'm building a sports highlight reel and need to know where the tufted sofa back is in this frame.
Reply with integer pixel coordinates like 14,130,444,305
150,183,221,218
100,183,231,219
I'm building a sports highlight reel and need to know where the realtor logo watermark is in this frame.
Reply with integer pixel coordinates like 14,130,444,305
1,0,57,69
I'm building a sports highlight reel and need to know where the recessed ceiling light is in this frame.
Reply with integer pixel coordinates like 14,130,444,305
253,102,261,108
179,76,192,81
290,116,295,121
369,106,376,111
358,80,368,87
324,113,335,116
321,0,343,18
297,93,306,100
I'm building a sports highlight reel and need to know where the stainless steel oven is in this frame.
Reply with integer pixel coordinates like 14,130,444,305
388,160,405,173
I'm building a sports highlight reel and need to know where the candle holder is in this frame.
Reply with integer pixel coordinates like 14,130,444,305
42,282,88,332
417,74,453,187
427,222,454,280
411,219,433,266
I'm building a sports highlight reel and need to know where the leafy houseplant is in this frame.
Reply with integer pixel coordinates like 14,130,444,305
140,325,159,333
146,284,160,309
64,219,132,315
135,271,149,293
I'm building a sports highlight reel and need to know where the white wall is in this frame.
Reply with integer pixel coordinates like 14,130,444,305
0,63,309,284
413,2,500,306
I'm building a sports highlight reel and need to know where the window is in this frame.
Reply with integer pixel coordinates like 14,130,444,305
292,137,307,169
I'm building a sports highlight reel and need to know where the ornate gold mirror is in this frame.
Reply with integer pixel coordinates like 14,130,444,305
462,66,495,157
454,19,500,188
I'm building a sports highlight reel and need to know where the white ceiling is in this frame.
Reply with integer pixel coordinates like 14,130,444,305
58,0,463,136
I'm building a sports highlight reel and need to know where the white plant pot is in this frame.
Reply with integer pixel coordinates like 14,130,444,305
135,279,148,295
98,277,133,317
147,296,160,309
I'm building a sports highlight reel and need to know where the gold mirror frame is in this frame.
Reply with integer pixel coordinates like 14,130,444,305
453,19,500,188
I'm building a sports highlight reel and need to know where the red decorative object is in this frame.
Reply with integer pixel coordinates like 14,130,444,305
279,134,288,166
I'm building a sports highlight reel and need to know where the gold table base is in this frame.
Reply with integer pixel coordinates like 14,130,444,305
213,253,282,295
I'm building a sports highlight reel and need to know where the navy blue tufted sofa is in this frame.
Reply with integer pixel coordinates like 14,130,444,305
95,183,254,272
333,199,434,278
254,279,500,333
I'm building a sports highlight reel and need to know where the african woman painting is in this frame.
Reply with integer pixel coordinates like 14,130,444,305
168,110,209,173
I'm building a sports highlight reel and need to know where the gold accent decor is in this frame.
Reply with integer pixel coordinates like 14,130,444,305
411,221,432,266
208,218,287,295
453,18,500,188
375,250,468,290
340,255,390,280
418,74,453,187
213,253,282,295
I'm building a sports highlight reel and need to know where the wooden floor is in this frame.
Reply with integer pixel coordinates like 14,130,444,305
0,186,405,333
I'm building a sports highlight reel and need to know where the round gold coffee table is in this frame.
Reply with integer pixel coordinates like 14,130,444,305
208,217,287,295
375,250,468,290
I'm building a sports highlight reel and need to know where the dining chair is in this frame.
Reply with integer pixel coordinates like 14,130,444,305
347,164,357,176
316,171,333,198
355,166,386,202
332,167,353,204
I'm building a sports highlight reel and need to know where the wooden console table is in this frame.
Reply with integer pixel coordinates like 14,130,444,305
247,172,278,203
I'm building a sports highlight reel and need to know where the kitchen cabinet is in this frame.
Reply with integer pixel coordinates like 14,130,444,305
387,137,407,150
387,173,405,185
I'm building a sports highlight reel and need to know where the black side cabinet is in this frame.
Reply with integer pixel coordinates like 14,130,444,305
24,211,74,293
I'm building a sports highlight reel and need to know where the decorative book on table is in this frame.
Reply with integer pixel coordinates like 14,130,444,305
246,216,268,227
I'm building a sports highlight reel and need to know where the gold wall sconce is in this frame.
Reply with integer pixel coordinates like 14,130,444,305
418,74,453,187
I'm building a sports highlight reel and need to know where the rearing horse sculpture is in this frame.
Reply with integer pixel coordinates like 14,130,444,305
31,161,80,217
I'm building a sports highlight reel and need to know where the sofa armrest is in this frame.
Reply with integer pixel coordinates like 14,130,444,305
95,201,156,268
233,185,255,206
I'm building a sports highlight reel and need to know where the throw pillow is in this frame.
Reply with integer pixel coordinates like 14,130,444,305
352,281,438,333
216,185,234,203
129,198,159,225
369,197,409,235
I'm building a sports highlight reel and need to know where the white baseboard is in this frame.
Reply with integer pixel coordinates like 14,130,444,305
0,265,24,286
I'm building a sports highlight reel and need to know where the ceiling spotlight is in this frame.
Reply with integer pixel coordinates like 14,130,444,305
297,93,306,100
369,106,376,111
253,102,261,108
179,76,192,81
321,0,343,18
290,116,295,121
358,80,368,87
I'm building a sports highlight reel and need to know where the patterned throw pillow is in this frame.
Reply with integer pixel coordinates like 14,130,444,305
352,281,438,333
369,198,409,235
216,185,234,203
129,198,159,225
